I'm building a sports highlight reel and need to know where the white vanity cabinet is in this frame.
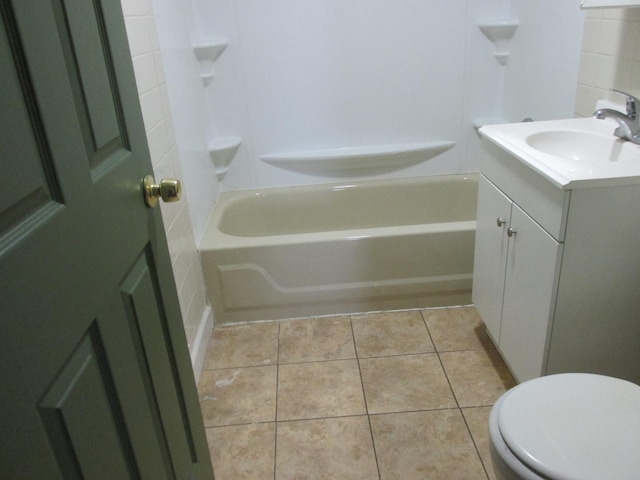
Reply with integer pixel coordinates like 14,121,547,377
473,138,640,384
474,175,562,382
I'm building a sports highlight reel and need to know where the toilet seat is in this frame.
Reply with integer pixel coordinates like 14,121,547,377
497,373,640,480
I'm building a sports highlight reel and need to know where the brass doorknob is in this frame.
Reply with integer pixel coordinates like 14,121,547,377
143,175,181,208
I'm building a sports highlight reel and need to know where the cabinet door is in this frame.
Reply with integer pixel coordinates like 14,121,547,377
472,176,512,344
500,205,562,382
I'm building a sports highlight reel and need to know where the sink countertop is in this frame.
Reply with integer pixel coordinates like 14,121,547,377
479,117,640,189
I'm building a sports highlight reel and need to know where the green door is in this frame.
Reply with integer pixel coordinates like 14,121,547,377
0,0,214,478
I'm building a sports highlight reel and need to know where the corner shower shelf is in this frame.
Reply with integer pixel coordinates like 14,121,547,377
260,141,456,176
209,137,241,180
478,19,519,65
201,72,215,86
472,118,509,132
193,38,228,62
193,38,229,86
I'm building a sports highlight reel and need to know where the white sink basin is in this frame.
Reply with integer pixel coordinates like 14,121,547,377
480,117,640,189
526,130,639,164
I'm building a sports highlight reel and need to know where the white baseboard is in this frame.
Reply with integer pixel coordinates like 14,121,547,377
190,305,214,383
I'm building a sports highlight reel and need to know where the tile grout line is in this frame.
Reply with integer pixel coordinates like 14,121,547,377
420,310,491,480
349,315,383,480
459,406,492,480
211,406,485,429
420,309,463,410
273,321,281,480
204,348,492,371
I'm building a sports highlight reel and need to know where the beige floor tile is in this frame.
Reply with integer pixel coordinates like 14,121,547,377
199,366,277,426
351,310,435,357
276,416,379,480
205,423,275,480
370,410,487,480
277,360,366,420
462,407,497,480
204,322,279,370
278,316,355,364
360,354,456,414
440,350,516,407
422,306,495,352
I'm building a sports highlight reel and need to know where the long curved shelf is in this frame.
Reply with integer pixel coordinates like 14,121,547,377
260,141,455,176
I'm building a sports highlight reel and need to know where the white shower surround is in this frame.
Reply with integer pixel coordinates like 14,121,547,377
199,0,584,191
151,0,584,238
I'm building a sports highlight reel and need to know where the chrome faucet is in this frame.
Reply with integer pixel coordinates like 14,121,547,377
593,89,640,144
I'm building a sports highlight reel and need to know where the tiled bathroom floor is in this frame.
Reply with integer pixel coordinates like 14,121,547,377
198,306,516,480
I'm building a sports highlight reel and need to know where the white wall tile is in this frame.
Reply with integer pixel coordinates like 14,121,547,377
120,0,211,353
157,83,172,118
159,198,183,245
120,0,152,17
585,8,604,20
582,19,602,54
184,286,206,345
139,88,164,130
147,120,170,166
153,50,166,84
145,16,161,51
597,20,639,58
576,8,640,110
603,7,640,20
578,52,598,85
593,55,623,88
124,17,154,56
575,84,604,117
132,52,158,94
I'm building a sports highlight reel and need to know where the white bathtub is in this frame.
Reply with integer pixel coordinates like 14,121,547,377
200,174,478,323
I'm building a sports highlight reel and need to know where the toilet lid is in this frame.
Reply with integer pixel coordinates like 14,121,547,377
498,373,640,480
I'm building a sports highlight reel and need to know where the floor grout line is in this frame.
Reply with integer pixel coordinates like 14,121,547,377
274,321,281,480
460,407,492,480
349,315,383,480
201,307,511,479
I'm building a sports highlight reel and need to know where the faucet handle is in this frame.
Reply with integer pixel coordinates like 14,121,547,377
610,89,640,119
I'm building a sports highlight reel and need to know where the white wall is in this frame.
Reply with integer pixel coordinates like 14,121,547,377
506,1,585,122
186,0,584,192
575,7,640,117
145,0,585,237
233,0,467,188
115,0,589,377
118,0,585,356
150,0,221,243
120,0,212,378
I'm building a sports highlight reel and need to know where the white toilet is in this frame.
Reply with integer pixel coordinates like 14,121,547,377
489,373,640,480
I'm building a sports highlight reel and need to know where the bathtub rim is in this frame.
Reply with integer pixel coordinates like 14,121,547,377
201,219,476,250
201,173,479,249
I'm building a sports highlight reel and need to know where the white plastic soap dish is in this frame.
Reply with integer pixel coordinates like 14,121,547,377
193,38,229,86
478,19,519,65
193,38,229,63
209,137,241,180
